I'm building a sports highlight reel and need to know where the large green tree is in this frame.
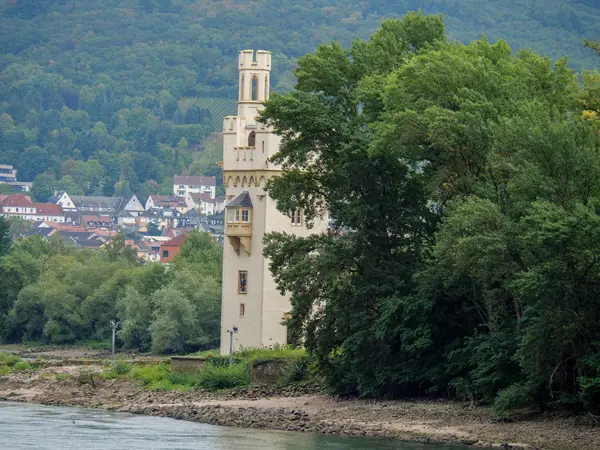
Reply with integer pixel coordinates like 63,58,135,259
261,13,600,413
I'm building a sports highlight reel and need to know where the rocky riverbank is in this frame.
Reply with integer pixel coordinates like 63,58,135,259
1,365,599,450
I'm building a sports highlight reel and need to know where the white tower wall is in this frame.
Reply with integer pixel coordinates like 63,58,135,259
220,50,327,353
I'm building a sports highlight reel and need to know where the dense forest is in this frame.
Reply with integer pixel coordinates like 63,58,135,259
0,221,222,353
262,12,600,416
0,0,599,201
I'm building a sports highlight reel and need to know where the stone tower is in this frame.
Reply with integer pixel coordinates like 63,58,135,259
219,50,325,353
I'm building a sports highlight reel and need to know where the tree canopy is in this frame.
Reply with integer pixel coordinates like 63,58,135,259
261,12,600,415
0,231,222,353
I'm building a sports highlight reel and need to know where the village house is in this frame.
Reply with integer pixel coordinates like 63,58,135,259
214,195,226,213
54,193,143,223
173,175,216,199
185,192,216,216
0,164,32,192
56,193,124,214
140,236,171,262
81,215,113,229
159,232,189,263
0,194,65,222
145,195,188,213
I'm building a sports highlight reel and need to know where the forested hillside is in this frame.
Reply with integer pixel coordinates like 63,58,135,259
0,0,598,200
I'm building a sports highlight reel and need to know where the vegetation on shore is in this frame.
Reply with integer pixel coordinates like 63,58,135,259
261,13,600,417
99,346,312,392
0,351,39,375
0,226,222,354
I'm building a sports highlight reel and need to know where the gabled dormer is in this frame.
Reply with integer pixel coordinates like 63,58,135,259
226,191,253,255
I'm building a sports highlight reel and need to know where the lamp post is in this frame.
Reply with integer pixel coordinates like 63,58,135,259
110,320,117,367
227,326,238,365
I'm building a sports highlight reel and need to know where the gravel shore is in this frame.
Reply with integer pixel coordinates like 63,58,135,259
1,366,599,450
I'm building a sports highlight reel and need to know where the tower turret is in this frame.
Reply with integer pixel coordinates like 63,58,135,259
238,50,271,103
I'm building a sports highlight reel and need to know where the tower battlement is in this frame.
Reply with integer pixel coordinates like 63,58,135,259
238,49,271,71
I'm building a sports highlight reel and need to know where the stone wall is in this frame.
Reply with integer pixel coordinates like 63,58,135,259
170,356,207,373
250,360,287,385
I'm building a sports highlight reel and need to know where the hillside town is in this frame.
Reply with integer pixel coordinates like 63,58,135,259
0,170,225,263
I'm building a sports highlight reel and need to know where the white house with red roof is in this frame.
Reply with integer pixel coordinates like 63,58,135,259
1,194,65,222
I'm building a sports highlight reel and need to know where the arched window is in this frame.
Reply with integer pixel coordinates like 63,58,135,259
240,75,245,100
251,76,258,100
248,131,256,147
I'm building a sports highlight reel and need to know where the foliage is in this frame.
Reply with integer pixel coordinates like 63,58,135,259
0,229,222,352
196,363,251,390
236,345,307,363
492,384,536,418
261,12,600,415
0,352,20,366
0,351,38,373
0,217,10,256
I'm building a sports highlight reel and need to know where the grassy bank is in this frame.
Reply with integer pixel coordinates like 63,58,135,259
0,352,39,375
101,347,315,392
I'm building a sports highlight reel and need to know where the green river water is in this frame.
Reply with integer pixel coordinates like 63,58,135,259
0,402,473,449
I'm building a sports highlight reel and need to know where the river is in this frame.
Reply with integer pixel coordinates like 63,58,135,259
0,402,473,450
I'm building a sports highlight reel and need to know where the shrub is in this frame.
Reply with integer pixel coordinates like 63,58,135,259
492,383,535,418
0,365,10,376
13,361,33,371
131,364,170,386
279,356,313,384
579,353,600,412
236,345,306,363
102,360,133,379
197,363,250,390
0,352,21,366
114,360,132,375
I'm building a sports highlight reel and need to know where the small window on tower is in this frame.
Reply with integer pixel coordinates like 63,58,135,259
240,303,245,318
291,209,303,226
238,270,248,294
251,76,258,101
248,131,256,147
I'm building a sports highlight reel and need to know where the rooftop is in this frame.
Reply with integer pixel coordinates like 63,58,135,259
227,191,253,208
173,175,216,186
